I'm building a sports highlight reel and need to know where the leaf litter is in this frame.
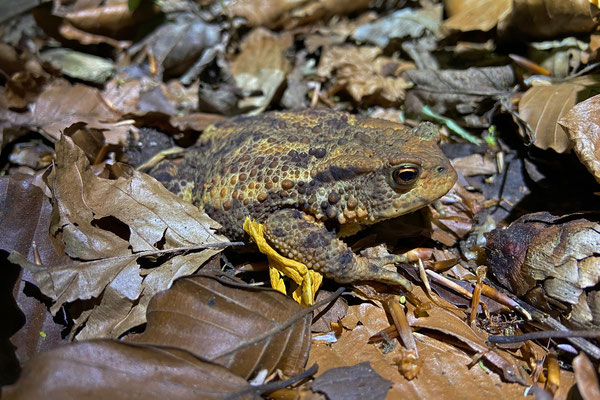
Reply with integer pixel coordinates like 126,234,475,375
3,0,600,398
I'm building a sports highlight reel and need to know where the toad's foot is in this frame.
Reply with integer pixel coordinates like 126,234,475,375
263,209,412,291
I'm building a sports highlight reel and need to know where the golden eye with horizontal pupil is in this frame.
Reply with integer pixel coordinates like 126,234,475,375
392,164,421,186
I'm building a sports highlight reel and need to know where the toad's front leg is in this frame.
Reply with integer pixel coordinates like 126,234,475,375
263,209,412,291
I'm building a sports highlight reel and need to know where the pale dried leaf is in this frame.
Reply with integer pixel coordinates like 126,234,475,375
40,48,115,83
559,93,600,183
352,5,443,48
230,28,292,114
318,46,410,104
31,82,129,144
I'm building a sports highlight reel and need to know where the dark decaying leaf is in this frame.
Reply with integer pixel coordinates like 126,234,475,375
130,274,312,379
2,340,254,400
403,66,515,128
132,13,221,78
498,0,597,40
311,361,392,400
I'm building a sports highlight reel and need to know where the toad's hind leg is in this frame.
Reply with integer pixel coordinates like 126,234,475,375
263,209,412,291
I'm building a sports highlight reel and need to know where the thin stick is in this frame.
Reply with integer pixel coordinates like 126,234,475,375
488,330,600,344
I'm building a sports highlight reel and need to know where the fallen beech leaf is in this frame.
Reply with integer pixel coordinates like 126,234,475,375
498,0,597,40
403,66,515,128
317,45,411,105
352,5,443,48
485,212,600,329
31,81,128,144
518,76,600,152
559,93,600,183
443,0,512,32
40,48,115,84
311,362,392,400
573,352,600,400
230,28,292,113
228,0,300,28
2,340,252,400
131,274,312,379
451,153,497,176
309,300,529,398
14,135,229,339
408,302,527,384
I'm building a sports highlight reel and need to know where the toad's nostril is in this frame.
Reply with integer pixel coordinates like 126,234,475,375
436,166,446,173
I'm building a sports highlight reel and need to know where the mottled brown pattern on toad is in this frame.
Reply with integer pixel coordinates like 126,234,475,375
152,108,457,288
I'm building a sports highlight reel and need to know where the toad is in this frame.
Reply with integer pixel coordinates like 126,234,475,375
151,108,457,290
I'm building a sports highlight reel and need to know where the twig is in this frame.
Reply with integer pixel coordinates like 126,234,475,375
488,329,600,344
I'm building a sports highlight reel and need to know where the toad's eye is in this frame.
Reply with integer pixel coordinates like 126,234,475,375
392,164,421,186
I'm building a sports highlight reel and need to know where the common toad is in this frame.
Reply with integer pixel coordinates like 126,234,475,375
151,108,457,290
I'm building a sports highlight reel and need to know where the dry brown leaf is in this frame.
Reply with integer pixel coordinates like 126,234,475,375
518,78,600,152
317,46,410,105
451,153,497,176
443,0,512,32
228,0,300,28
131,274,312,379
65,2,159,35
2,340,252,400
31,81,129,144
14,135,229,339
408,304,527,384
308,300,529,399
351,5,442,48
559,93,600,183
228,0,371,29
231,28,292,113
58,21,131,49
573,352,600,400
498,0,597,40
